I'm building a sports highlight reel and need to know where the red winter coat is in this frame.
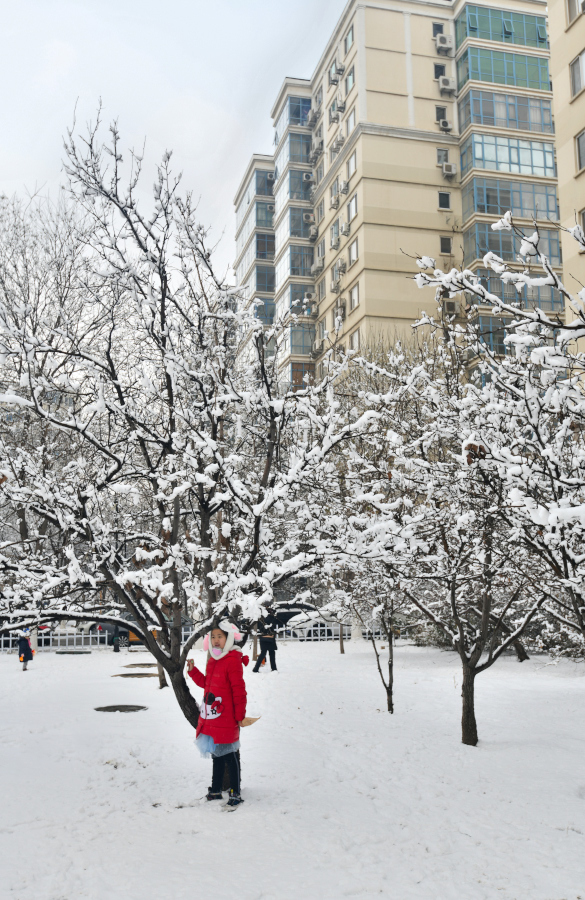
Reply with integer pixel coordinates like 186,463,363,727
188,649,247,745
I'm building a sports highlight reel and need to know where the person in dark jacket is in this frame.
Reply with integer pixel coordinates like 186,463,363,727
253,618,278,673
18,633,34,671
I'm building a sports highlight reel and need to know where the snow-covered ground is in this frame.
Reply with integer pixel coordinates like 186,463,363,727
1,641,584,900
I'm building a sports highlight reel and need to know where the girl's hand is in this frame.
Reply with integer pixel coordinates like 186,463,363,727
186,658,195,671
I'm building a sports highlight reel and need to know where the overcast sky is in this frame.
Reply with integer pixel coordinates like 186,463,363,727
0,0,344,276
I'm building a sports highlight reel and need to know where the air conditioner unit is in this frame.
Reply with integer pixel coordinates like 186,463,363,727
335,62,346,76
312,339,324,358
329,72,340,85
340,223,351,236
331,279,341,294
311,259,324,275
309,225,319,241
444,299,463,317
333,133,346,152
267,204,275,212
337,259,347,274
330,195,340,209
329,110,340,124
303,212,316,224
442,162,457,177
337,92,346,112
334,301,347,320
331,236,340,250
439,119,453,132
309,186,318,202
435,33,454,53
307,108,320,128
340,180,349,194
311,139,324,155
303,172,315,183
439,76,457,94
267,173,275,182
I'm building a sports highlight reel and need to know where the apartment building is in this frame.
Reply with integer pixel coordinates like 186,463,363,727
549,0,585,294
233,0,561,385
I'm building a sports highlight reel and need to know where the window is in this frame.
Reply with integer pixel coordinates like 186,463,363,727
256,171,274,196
478,316,509,356
316,162,324,184
463,224,561,266
349,329,360,351
346,68,355,94
289,170,312,202
347,193,358,221
254,299,275,325
330,178,340,201
349,283,359,310
436,105,447,122
437,148,449,164
315,85,323,108
473,268,563,312
349,239,359,265
568,0,581,25
346,108,356,134
571,51,585,96
438,191,451,209
289,133,312,164
461,178,558,224
457,48,550,92
433,22,444,37
578,130,585,171
290,362,314,390
256,203,274,227
455,6,548,50
289,97,311,127
440,236,452,255
290,208,312,239
345,25,354,54
317,200,325,223
256,233,275,260
329,60,339,86
317,238,326,259
458,89,554,134
290,246,314,277
460,134,556,178
330,218,340,246
434,64,446,80
256,266,275,293
347,151,357,178
317,278,326,301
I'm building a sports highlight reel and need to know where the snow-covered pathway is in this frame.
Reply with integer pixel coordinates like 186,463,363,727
0,642,583,900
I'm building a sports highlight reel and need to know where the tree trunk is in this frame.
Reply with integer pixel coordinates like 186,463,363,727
512,639,529,662
169,671,200,730
252,622,258,662
157,663,168,689
461,665,478,746
339,623,345,654
387,632,394,713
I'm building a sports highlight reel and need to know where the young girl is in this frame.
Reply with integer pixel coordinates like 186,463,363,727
187,620,248,807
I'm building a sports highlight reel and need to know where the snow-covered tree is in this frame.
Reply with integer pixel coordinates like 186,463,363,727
0,116,379,729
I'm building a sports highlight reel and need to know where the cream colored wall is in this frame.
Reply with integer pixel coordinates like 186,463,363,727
549,0,585,295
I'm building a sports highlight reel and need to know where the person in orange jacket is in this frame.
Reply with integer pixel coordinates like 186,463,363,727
187,621,248,807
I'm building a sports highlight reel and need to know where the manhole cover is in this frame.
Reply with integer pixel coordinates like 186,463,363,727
95,705,148,713
123,663,157,669
112,673,158,678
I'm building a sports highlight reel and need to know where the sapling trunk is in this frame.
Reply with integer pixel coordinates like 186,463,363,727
339,623,345,654
157,663,168,689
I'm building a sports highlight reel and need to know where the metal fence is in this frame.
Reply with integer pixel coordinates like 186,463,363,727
1,623,385,653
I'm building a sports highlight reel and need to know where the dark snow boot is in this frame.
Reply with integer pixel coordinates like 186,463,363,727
206,789,223,801
226,790,244,808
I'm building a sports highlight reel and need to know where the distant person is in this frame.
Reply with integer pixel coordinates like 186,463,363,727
253,618,278,673
186,621,248,808
18,632,34,671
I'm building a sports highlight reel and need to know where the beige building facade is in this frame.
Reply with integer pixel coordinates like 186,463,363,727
549,0,585,293
234,0,562,385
